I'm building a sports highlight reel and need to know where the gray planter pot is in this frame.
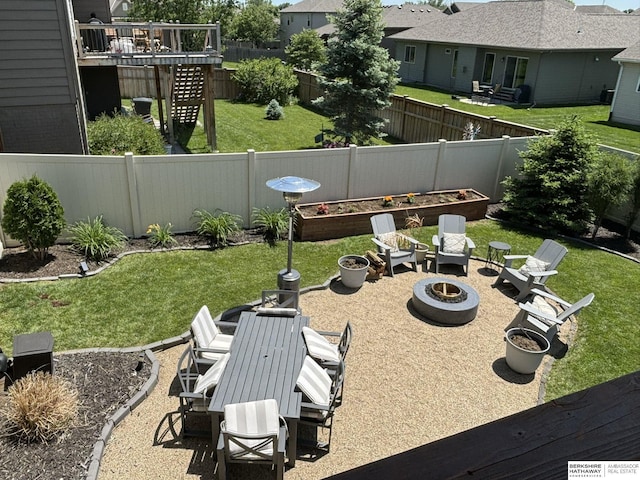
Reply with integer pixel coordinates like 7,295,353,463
415,243,429,265
505,327,550,374
338,255,370,289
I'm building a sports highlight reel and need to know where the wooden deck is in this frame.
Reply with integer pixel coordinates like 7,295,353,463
325,370,640,480
75,21,223,67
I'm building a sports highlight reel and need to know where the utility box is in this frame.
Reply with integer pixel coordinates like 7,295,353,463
133,97,153,116
7,332,54,388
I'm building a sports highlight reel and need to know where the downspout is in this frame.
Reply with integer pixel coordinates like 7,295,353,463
609,61,624,122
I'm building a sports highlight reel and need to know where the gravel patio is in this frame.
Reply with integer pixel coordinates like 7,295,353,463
97,258,572,480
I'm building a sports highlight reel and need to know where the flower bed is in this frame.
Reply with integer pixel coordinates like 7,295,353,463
295,189,489,241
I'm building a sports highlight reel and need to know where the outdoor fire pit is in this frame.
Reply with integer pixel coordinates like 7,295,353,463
412,278,479,325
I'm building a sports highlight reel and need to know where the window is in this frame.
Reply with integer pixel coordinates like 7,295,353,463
404,45,416,64
122,3,128,11
636,75,640,93
307,15,311,27
482,53,495,84
451,49,459,78
503,56,528,89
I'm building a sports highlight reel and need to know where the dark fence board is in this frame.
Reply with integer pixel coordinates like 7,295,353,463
325,371,640,480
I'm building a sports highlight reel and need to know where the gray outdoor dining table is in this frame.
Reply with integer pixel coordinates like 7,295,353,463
208,310,309,467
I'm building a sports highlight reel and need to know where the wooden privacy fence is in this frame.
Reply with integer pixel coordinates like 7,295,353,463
117,68,545,142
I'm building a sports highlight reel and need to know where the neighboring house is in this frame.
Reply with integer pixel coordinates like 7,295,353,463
575,5,621,13
110,0,132,20
389,0,639,105
279,0,342,47
609,41,640,127
303,3,446,55
443,2,483,14
380,4,446,52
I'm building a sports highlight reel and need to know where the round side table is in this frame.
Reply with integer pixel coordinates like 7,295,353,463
486,241,511,271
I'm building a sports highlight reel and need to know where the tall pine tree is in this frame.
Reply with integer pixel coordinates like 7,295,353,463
313,0,399,145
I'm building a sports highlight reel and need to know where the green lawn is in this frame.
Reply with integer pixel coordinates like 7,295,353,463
395,84,640,153
0,220,638,401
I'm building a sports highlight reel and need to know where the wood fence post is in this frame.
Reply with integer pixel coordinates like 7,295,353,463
438,104,448,141
400,95,408,142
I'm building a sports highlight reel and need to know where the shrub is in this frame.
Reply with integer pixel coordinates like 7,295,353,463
232,58,298,105
1,371,78,443
587,152,633,239
87,112,166,155
193,209,242,247
146,223,178,249
502,117,595,235
265,99,284,120
625,159,640,240
1,175,65,261
252,207,289,245
68,215,128,261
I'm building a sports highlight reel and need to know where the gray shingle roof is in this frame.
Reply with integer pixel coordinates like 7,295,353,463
280,0,344,13
576,5,621,14
612,41,640,62
382,4,447,29
390,0,640,50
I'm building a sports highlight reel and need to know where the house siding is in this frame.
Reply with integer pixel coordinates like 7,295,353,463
280,12,331,46
395,41,428,83
534,51,620,104
424,44,457,89
0,0,87,153
610,62,640,126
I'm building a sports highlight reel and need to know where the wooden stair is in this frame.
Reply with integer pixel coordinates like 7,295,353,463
171,65,205,124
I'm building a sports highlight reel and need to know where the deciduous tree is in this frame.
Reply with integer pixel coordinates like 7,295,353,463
285,29,326,71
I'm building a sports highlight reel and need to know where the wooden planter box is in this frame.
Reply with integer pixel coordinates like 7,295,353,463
295,189,489,241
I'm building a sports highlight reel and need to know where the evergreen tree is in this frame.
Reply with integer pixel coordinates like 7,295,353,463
313,0,399,145
502,117,596,235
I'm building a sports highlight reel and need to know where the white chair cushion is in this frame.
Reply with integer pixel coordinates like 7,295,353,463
302,327,340,363
376,232,399,252
528,295,559,324
193,352,230,394
296,356,332,407
207,333,233,351
223,399,280,457
191,305,219,347
518,256,550,276
442,232,466,254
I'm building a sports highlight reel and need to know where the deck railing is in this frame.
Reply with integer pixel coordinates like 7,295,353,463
74,21,221,61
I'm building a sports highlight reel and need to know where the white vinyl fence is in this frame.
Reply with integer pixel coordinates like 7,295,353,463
0,137,637,246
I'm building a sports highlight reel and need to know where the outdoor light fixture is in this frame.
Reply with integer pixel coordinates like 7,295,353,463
266,176,321,302
79,261,89,276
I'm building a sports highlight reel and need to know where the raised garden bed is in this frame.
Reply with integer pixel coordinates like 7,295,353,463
295,189,489,241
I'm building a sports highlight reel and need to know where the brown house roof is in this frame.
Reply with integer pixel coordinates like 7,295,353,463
390,0,639,51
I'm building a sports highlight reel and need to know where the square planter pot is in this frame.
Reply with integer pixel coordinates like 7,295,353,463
295,189,489,241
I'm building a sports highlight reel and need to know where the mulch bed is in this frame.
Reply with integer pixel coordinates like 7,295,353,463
0,352,151,480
